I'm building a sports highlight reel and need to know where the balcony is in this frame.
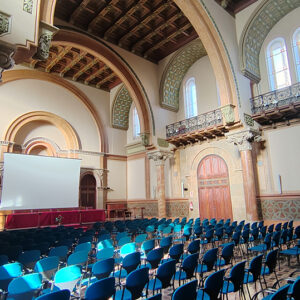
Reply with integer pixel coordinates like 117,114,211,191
166,109,228,147
251,82,300,126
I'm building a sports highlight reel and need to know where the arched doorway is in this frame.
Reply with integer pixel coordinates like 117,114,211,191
80,174,96,209
197,155,233,220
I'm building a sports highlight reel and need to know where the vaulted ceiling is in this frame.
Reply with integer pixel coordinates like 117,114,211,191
25,0,256,92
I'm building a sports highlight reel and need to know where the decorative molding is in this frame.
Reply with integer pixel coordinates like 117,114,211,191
125,141,146,155
23,0,34,14
0,42,15,81
140,132,150,147
244,113,254,127
220,104,235,125
157,138,169,148
240,0,300,83
112,84,133,130
0,12,11,36
160,39,207,112
226,128,262,151
147,149,173,166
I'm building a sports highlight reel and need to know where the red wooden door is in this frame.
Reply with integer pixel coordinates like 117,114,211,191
80,174,96,209
197,155,233,220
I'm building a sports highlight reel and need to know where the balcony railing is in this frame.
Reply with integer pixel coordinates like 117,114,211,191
251,82,300,114
166,109,223,138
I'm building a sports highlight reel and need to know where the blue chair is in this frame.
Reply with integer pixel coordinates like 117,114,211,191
261,249,279,288
216,242,234,269
117,236,131,248
141,239,155,259
174,253,198,285
115,267,149,300
96,247,114,261
288,276,300,300
119,242,136,258
0,262,23,292
249,233,272,254
75,242,92,253
145,248,164,271
280,240,300,266
36,289,70,300
160,236,172,254
196,248,218,285
148,260,176,294
67,250,89,269
34,256,59,281
221,261,246,299
252,284,289,300
18,250,41,271
6,273,43,300
115,252,141,283
135,234,147,246
172,279,197,300
49,246,69,264
244,254,263,299
197,269,225,300
85,277,116,300
168,243,184,264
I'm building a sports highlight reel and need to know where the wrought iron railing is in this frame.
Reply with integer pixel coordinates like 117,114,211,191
166,109,223,138
251,82,300,114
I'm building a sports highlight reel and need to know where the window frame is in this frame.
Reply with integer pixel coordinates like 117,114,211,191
184,77,198,119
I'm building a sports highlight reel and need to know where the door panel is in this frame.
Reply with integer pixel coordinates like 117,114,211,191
197,155,233,220
80,174,96,209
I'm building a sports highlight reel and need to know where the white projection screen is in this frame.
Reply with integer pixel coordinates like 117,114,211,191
0,153,81,210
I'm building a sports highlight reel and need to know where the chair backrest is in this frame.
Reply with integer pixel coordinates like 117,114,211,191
75,242,92,253
96,247,114,261
156,259,176,289
118,236,131,248
122,252,141,274
187,239,200,254
248,254,263,281
36,289,71,300
126,267,149,300
49,246,68,261
169,244,184,263
135,234,147,244
53,265,82,292
85,276,116,300
67,250,89,267
221,242,234,265
182,253,198,279
92,258,115,280
141,239,155,254
203,269,225,300
18,250,41,270
147,247,164,269
264,249,278,274
269,284,289,300
202,248,218,271
0,262,23,291
7,273,42,300
290,277,300,299
34,256,59,281
97,239,114,251
172,279,197,300
228,261,246,292
120,242,136,258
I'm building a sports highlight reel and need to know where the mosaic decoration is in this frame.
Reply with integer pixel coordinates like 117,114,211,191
0,12,11,36
112,85,133,130
261,198,300,220
160,39,207,112
23,0,33,14
241,0,300,83
244,113,254,127
127,202,158,218
166,201,189,218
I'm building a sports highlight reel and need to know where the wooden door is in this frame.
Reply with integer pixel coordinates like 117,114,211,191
197,155,233,220
80,174,96,209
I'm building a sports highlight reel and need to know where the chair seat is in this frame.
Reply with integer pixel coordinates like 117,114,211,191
148,278,162,291
173,270,187,281
215,258,226,267
261,266,270,276
196,290,211,300
280,248,299,256
243,273,254,284
221,281,235,294
114,269,128,279
196,264,208,273
249,244,268,252
114,288,132,300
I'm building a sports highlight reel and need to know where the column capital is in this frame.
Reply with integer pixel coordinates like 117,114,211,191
226,129,262,151
147,149,173,166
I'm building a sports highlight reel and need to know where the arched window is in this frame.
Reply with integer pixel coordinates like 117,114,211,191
184,77,198,118
292,27,300,82
133,106,140,139
266,38,291,90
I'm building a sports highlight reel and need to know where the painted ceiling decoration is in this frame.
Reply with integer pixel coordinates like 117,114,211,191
112,84,133,130
26,44,122,91
240,0,300,83
160,39,207,112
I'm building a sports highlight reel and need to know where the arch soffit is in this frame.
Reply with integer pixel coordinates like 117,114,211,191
3,111,79,151
112,84,133,130
52,29,153,137
240,0,300,83
2,69,107,152
174,0,238,110
160,39,207,112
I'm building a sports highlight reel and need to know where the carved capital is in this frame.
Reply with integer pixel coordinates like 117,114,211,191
147,149,173,166
220,104,235,125
140,132,150,146
33,22,58,61
0,41,15,82
226,129,262,151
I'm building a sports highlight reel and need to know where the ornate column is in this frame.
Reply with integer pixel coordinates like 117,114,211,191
226,129,262,221
147,150,173,218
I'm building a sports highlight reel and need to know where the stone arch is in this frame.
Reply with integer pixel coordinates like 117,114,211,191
174,0,239,118
240,0,300,83
52,29,154,142
24,139,58,157
3,111,79,158
160,39,207,112
2,69,107,152
112,84,133,130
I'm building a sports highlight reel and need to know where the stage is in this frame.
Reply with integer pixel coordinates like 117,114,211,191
4,209,106,229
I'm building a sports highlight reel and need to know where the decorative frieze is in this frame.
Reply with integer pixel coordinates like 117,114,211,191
147,149,173,166
226,129,262,151
220,104,235,125
0,12,11,36
244,113,254,127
